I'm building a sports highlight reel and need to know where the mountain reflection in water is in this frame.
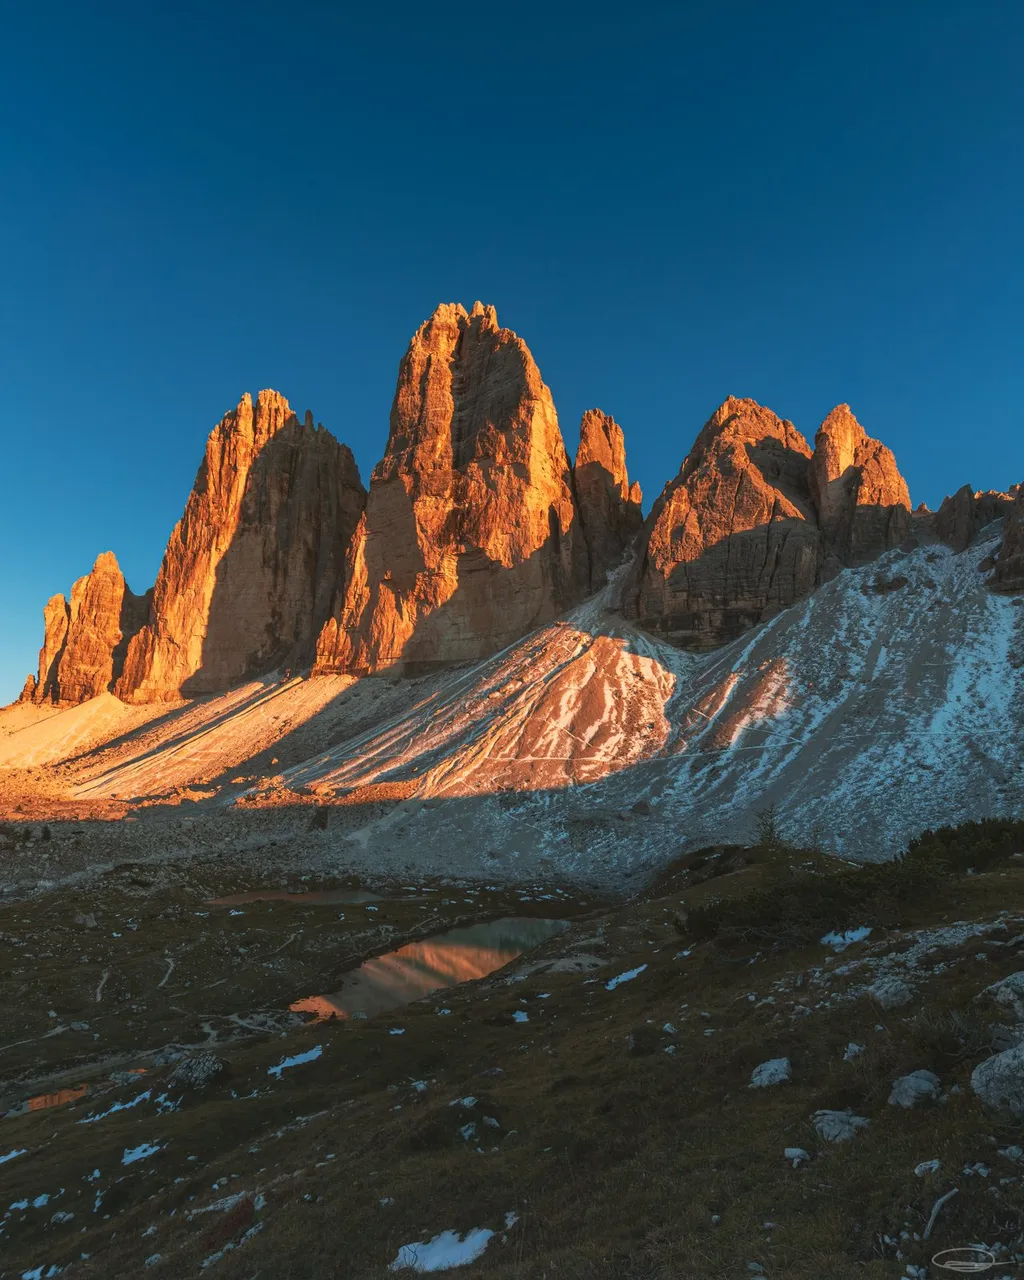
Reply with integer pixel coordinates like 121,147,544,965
209,888,383,906
2,1084,88,1120
291,917,568,1021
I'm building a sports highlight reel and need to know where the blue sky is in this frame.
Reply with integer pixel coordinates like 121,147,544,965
2,1,1022,703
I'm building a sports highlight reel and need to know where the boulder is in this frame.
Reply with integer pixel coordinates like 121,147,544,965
749,1057,792,1087
888,1069,941,1108
979,971,1024,1023
971,1043,1024,1115
867,975,915,1009
622,397,821,648
807,404,911,565
315,303,589,676
812,1109,870,1142
118,392,365,701
167,1053,225,1089
573,408,643,589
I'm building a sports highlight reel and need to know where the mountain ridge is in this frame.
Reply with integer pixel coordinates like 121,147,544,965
17,303,1019,708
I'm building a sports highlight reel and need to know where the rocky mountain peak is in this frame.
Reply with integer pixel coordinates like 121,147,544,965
20,553,149,705
935,484,1017,554
991,486,1024,592
315,302,589,675
808,404,911,564
622,397,819,648
573,409,643,589
115,391,365,702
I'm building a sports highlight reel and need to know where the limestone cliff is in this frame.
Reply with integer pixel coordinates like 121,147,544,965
622,397,821,648
27,594,71,703
573,409,643,590
935,484,1016,554
57,553,149,703
19,554,148,705
314,303,589,675
991,486,1024,592
808,404,911,565
117,391,365,701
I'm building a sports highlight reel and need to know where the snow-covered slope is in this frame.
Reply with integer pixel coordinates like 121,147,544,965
265,531,1023,875
2,532,1020,884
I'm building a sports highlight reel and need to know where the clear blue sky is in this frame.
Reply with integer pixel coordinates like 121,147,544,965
2,1,1022,703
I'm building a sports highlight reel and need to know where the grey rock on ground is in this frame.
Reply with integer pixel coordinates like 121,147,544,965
868,976,915,1009
750,1057,792,1088
812,1109,870,1142
888,1069,941,1108
167,1053,225,1089
971,1043,1024,1116
980,971,1024,1023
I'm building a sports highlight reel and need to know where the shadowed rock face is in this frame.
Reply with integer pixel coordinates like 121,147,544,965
623,399,921,649
117,391,366,702
991,486,1024,592
935,484,1017,554
573,409,643,590
622,397,821,648
314,302,589,675
808,404,911,565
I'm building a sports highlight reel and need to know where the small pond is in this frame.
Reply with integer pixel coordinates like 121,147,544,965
291,916,568,1021
208,888,383,906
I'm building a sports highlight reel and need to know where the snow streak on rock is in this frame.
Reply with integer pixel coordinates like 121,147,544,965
271,536,1024,875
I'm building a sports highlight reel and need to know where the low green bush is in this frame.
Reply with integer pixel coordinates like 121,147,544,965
681,818,1022,947
903,817,1024,875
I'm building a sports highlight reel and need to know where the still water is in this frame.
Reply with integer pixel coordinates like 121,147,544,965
209,888,383,906
291,916,568,1021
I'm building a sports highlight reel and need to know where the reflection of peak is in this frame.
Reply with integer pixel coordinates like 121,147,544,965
290,919,568,1019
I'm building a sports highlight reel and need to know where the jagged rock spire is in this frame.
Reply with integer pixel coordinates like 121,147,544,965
623,397,820,648
573,409,643,590
315,302,589,674
116,390,365,702
808,404,911,565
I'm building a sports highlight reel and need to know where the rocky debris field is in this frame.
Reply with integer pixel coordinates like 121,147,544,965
2,823,1024,1278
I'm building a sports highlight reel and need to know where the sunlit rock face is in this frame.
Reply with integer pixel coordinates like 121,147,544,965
53,552,150,704
20,556,143,706
573,409,643,590
808,404,911,566
992,486,1024,592
117,391,366,701
25,594,71,703
622,397,821,649
314,302,589,676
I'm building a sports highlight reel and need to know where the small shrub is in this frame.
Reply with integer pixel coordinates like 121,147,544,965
754,803,787,855
903,818,1024,875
